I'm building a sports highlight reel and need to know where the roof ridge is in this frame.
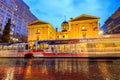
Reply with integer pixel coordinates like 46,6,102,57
70,14,100,21
28,20,49,26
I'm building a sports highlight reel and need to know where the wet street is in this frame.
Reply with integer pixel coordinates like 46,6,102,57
0,58,119,80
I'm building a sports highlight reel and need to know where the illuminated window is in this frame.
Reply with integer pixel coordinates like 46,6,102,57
10,32,13,35
36,29,40,34
12,28,14,31
82,26,86,30
38,30,40,32
81,26,87,38
82,26,87,31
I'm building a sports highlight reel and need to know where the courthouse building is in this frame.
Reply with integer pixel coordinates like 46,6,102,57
0,0,37,42
28,14,100,47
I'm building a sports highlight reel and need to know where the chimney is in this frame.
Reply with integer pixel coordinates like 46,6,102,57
70,17,73,20
56,28,58,32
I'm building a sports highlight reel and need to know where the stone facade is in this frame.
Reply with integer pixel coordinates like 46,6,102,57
28,14,100,46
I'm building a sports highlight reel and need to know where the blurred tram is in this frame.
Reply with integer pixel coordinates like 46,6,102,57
33,34,120,57
0,42,28,51
0,34,120,57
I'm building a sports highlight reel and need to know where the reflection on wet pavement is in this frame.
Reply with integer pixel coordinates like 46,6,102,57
0,58,120,80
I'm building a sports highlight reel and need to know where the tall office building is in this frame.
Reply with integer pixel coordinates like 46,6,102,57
105,7,120,34
0,0,37,42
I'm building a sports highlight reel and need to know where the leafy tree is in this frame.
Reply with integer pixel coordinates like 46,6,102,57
2,19,11,43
